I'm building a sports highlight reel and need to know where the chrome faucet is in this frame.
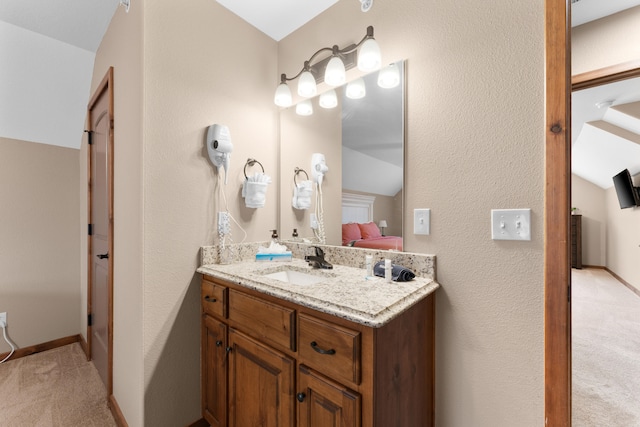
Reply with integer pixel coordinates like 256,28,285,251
304,246,333,269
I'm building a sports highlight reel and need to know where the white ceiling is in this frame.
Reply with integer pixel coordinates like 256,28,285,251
215,0,338,41
0,0,117,52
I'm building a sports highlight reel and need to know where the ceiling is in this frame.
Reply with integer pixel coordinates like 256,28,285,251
1,0,639,190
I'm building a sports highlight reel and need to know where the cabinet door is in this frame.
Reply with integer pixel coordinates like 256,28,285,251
203,316,228,427
297,365,361,427
228,328,295,427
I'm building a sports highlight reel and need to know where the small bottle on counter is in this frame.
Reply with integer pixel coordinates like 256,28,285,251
385,259,392,283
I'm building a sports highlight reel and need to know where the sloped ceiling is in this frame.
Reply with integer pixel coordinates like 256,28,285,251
572,86,640,188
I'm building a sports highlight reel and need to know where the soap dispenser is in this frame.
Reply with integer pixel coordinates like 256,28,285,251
271,229,279,243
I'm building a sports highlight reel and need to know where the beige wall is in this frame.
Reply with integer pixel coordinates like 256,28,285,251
571,174,607,266
87,2,144,425
0,137,80,353
142,0,278,425
605,181,640,288
572,5,640,75
280,1,544,425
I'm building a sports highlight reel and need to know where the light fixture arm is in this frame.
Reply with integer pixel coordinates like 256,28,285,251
278,26,375,83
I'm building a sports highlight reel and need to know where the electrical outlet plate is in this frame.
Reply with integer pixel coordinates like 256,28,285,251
491,209,531,241
414,209,430,235
310,213,319,230
0,312,6,326
218,212,230,235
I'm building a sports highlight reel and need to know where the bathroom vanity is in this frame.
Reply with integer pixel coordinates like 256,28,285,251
197,249,438,427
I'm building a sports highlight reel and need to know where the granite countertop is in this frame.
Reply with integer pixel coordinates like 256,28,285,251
197,258,439,328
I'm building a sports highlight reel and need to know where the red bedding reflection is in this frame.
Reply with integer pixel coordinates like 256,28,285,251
351,236,403,251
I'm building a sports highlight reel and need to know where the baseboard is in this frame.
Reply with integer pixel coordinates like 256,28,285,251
186,418,210,427
605,267,640,298
582,264,605,269
109,394,129,427
0,334,80,362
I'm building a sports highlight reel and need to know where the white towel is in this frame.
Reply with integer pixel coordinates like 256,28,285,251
242,172,271,208
292,180,313,210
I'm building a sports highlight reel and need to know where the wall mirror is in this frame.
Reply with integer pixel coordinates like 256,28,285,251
279,60,405,250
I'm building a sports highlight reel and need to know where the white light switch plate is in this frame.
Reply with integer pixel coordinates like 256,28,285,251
491,209,531,241
414,209,430,235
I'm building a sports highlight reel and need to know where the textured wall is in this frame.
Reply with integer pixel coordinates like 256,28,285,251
572,174,607,266
142,1,278,425
279,0,545,425
605,184,640,288
0,137,80,352
572,5,640,75
87,2,144,425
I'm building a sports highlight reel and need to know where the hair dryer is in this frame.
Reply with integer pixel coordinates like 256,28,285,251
207,124,233,184
311,153,329,186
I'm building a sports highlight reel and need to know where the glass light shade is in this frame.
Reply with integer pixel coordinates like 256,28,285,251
345,78,366,99
297,71,317,97
357,38,381,72
324,56,346,86
377,63,400,88
274,83,292,107
295,99,313,116
319,90,338,109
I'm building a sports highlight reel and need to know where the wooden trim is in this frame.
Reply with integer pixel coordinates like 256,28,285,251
572,60,640,91
580,264,605,270
109,394,129,427
545,0,571,425
605,267,640,298
0,334,80,362
186,419,210,427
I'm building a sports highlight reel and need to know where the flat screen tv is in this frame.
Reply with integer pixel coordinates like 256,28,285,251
612,169,640,209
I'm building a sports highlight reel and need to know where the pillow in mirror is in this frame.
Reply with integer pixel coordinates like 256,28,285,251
359,222,382,239
342,223,362,245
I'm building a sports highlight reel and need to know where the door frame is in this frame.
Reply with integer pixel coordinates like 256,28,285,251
544,1,640,423
86,67,115,398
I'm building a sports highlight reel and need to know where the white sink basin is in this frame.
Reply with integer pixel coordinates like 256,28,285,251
262,269,327,286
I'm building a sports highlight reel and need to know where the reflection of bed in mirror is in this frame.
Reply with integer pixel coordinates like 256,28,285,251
341,222,403,251
342,192,403,250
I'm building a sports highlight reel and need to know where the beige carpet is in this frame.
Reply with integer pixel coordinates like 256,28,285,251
0,342,117,427
572,268,640,426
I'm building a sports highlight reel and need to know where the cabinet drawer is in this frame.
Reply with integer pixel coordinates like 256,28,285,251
202,280,227,319
228,289,296,352
298,313,361,385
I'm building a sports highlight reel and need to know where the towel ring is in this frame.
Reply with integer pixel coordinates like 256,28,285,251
244,158,265,179
294,167,309,186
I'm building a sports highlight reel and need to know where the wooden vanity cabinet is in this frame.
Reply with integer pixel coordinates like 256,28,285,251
201,274,435,427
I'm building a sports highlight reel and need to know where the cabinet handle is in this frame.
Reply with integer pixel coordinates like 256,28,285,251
296,392,306,403
204,296,217,303
310,341,336,355
226,346,232,353
215,340,223,347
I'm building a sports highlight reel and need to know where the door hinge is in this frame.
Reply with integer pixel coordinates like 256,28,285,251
87,313,93,327
88,224,93,236
84,130,93,145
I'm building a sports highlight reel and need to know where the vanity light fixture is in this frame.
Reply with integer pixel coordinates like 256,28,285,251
296,99,314,116
377,62,400,89
319,89,338,109
346,78,366,99
274,26,382,107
